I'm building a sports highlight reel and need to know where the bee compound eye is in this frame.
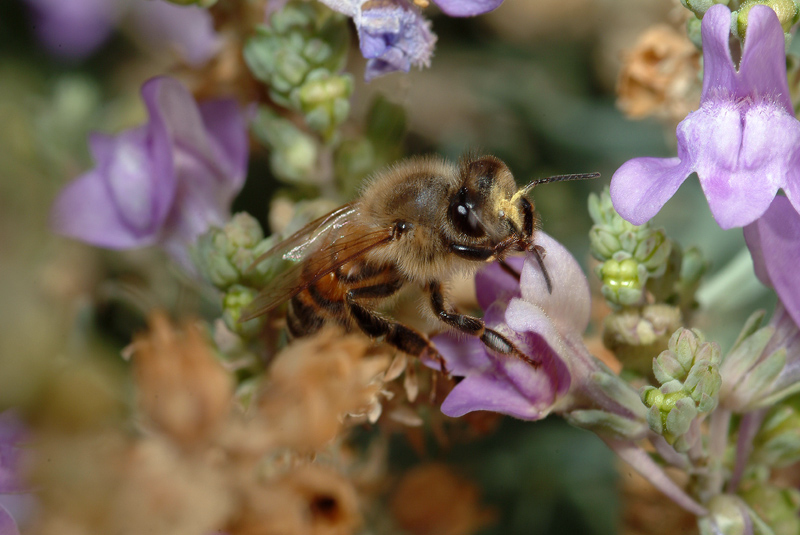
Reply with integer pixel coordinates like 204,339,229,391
449,195,485,238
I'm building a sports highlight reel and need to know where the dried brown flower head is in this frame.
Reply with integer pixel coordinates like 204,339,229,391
617,25,701,123
28,431,231,535
228,464,361,535
390,463,495,535
255,328,389,451
132,311,233,447
620,462,698,535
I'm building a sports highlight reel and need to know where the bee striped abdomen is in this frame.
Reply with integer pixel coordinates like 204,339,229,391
285,260,404,339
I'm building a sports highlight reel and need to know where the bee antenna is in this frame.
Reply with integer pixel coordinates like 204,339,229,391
511,172,600,202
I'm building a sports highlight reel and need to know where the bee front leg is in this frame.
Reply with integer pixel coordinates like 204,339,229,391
345,284,448,374
428,282,540,369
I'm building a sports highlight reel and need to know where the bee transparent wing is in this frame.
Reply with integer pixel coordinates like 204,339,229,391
249,202,358,270
241,209,395,321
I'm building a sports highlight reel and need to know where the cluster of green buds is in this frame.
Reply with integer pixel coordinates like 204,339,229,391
733,0,799,39
681,0,800,47
192,213,286,337
589,189,674,308
641,328,722,451
589,189,707,375
244,1,352,140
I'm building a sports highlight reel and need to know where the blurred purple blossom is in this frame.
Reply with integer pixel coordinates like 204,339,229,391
744,196,800,327
51,76,249,269
317,0,502,80
0,411,30,535
23,0,220,65
611,4,800,230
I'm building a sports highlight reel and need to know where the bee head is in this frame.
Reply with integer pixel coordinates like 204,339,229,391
448,155,531,248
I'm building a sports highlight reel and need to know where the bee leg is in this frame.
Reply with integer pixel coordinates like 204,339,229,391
345,283,448,374
530,244,553,294
498,259,521,281
428,282,540,369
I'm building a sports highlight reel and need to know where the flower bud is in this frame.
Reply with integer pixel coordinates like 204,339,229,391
589,227,622,259
603,305,683,375
589,189,679,309
252,107,319,183
223,284,266,338
739,482,800,535
642,327,721,449
680,0,715,17
753,396,800,467
598,258,648,307
244,2,350,120
193,213,270,290
737,0,798,38
297,70,353,139
699,495,753,535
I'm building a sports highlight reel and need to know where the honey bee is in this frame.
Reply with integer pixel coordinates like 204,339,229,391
243,155,597,367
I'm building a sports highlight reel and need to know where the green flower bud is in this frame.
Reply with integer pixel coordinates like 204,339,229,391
737,0,798,38
598,258,648,307
603,305,683,375
680,0,715,18
740,482,800,535
699,495,751,535
193,213,275,290
193,229,240,288
753,396,800,467
296,70,353,138
588,189,681,310
243,1,350,120
223,284,265,338
252,107,319,183
686,15,703,48
642,327,721,448
634,230,672,275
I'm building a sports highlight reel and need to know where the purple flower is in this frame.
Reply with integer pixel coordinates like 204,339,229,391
24,0,220,65
432,233,645,431
610,4,800,230
318,0,502,80
24,0,119,58
433,0,502,17
431,236,712,515
51,76,249,269
358,1,437,82
0,411,31,535
744,196,800,327
716,197,800,411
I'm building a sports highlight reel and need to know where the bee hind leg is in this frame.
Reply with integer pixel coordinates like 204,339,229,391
428,282,540,369
345,285,448,374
